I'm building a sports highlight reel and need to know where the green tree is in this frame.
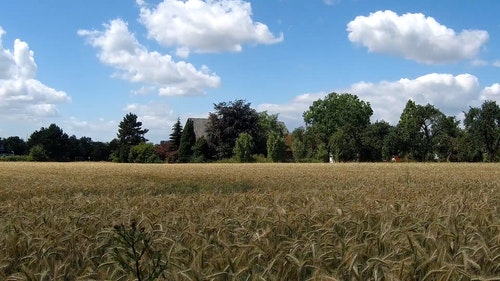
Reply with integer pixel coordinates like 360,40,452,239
255,111,288,156
303,93,373,161
315,142,329,162
464,100,500,162
267,133,286,162
382,126,404,160
397,100,456,161
291,127,308,162
108,138,125,162
113,113,149,162
90,141,111,161
118,113,149,146
453,130,483,162
177,119,196,163
28,124,70,161
68,135,81,161
192,136,210,162
433,116,461,161
153,118,182,163
2,136,28,155
291,126,326,162
360,121,393,161
129,142,159,163
233,132,254,162
79,137,94,160
169,118,183,151
206,99,260,160
330,128,357,162
29,144,48,161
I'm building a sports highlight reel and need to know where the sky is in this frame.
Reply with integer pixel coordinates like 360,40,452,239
1,0,500,143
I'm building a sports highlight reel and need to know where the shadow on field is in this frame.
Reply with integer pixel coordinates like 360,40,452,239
149,182,255,196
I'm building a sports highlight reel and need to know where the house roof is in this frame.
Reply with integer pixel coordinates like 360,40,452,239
188,118,209,140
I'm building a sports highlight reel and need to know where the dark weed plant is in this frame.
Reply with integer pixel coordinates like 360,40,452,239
111,219,167,281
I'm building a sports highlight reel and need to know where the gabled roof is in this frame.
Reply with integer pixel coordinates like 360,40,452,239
188,118,209,140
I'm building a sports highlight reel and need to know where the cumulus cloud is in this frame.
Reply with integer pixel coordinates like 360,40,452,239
124,102,177,142
138,0,283,57
347,73,480,124
0,27,70,119
258,73,492,130
257,92,326,129
480,83,500,102
78,19,221,96
65,101,180,142
347,10,489,64
63,117,117,141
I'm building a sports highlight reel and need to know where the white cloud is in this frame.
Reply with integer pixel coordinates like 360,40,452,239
78,19,220,96
347,10,488,64
480,83,500,102
64,106,178,142
258,73,490,130
63,117,117,142
257,92,326,129
0,27,70,119
138,0,283,57
347,73,480,124
124,102,177,142
131,85,156,95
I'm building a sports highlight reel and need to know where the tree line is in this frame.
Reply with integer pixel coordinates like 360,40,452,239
1,94,499,162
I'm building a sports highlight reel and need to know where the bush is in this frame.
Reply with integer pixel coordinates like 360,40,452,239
253,154,269,163
0,155,30,162
191,136,210,162
267,133,286,162
146,154,162,164
233,133,254,163
29,145,48,162
128,143,157,163
110,145,131,163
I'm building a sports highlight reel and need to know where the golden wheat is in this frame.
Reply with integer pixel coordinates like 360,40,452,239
0,162,498,280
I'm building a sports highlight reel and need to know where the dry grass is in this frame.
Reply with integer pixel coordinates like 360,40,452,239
0,162,499,280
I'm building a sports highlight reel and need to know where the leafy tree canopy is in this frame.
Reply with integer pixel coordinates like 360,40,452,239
233,132,254,162
0,136,28,155
303,93,373,142
206,99,259,159
303,93,373,161
397,100,457,161
361,121,393,161
128,142,160,163
464,100,500,162
28,123,70,161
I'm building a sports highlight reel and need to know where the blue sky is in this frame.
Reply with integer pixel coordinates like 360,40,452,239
1,0,499,143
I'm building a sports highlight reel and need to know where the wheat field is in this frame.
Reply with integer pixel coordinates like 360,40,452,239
0,162,499,280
